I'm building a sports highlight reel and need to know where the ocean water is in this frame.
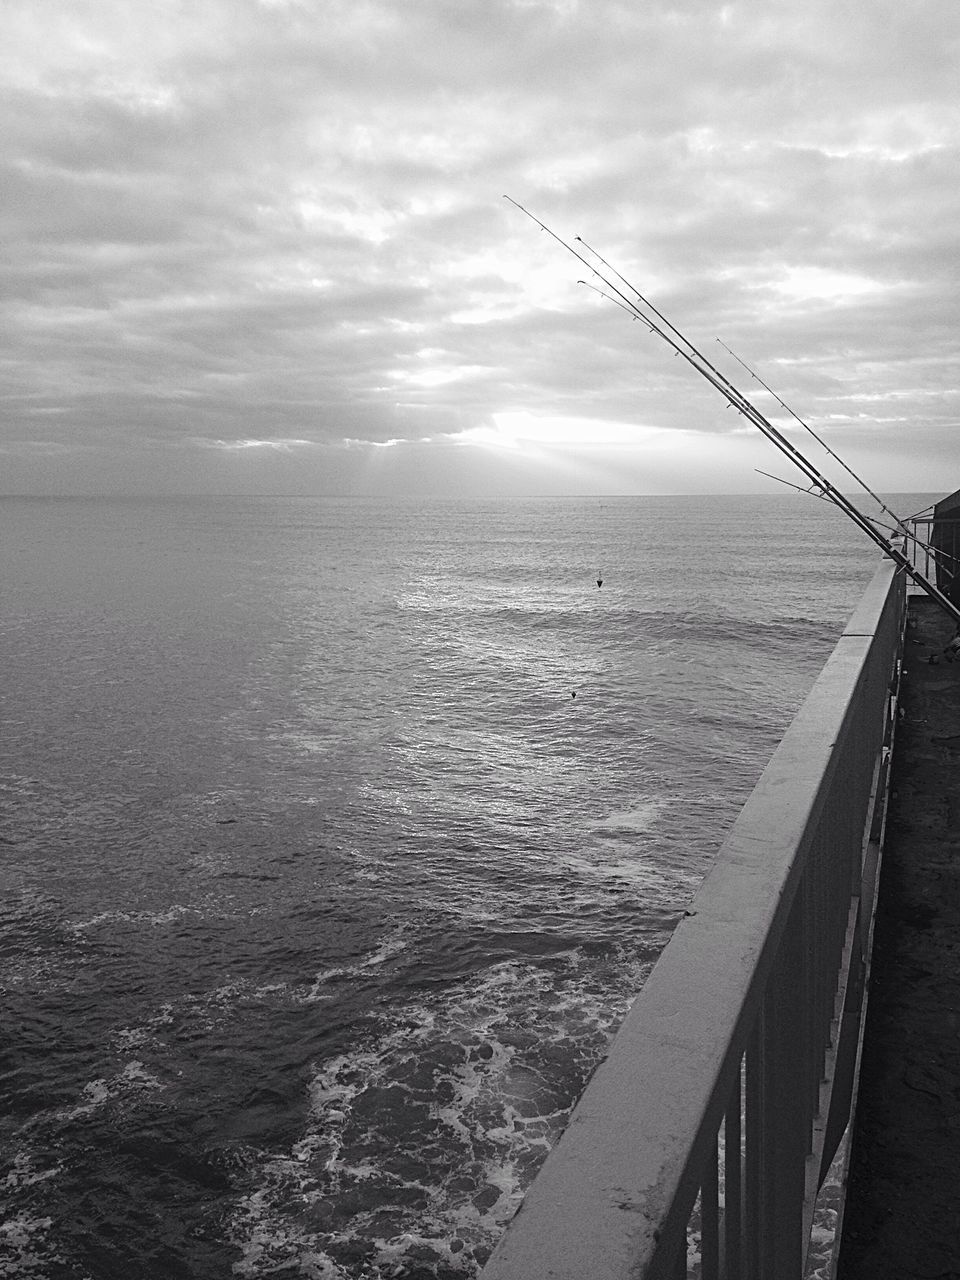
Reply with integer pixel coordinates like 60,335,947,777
0,493,922,1280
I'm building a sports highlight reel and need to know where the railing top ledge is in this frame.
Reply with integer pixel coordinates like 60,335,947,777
842,558,900,635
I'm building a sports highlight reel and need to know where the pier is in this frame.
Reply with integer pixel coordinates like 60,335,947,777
838,595,960,1279
481,559,908,1280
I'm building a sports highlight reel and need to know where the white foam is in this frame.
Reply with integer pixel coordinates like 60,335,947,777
0,1213,61,1278
278,729,340,757
593,797,666,833
70,903,200,932
54,1060,164,1122
113,1002,175,1053
300,932,410,1001
1,1151,61,1195
226,950,652,1277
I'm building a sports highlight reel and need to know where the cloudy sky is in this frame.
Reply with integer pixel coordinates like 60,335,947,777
3,0,958,497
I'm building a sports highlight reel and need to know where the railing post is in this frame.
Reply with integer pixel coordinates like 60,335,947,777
702,1136,719,1280
763,909,807,1277
744,1019,763,1280
723,1065,743,1278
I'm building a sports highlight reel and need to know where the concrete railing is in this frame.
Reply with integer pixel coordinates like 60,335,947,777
483,560,905,1280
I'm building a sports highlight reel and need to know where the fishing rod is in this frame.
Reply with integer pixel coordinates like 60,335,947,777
528,205,886,520
513,196,925,561
758,466,957,572
716,339,915,543
757,468,957,578
578,279,654,327
708,349,960,587
567,227,901,553
505,197,960,627
756,470,835,505
502,196,665,340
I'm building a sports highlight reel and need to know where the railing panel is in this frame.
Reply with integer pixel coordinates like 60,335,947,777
701,1137,719,1280
481,561,904,1280
723,1068,743,1278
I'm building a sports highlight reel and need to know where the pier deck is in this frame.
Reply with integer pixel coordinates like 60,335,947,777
839,596,960,1279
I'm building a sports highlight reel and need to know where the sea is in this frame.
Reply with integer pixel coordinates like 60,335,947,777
0,492,930,1280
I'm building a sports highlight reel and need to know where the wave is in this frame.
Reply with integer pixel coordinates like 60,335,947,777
591,797,666,834
227,949,652,1279
299,933,411,1001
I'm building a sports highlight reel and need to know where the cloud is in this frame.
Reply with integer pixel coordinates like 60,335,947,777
2,0,959,494
192,436,318,451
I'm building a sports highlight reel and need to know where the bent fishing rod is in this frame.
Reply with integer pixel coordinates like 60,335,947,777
505,197,960,627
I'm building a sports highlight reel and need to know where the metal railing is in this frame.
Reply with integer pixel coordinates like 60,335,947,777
907,512,959,600
482,559,905,1280
908,514,937,581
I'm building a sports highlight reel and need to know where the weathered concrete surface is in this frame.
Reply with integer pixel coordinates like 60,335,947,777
839,597,960,1280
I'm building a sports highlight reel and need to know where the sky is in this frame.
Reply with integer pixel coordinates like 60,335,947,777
2,0,959,497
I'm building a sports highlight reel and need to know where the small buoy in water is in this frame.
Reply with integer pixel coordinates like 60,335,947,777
571,690,577,698
597,577,603,588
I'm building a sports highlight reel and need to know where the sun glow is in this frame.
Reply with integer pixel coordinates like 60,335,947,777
459,412,665,449
433,410,792,493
